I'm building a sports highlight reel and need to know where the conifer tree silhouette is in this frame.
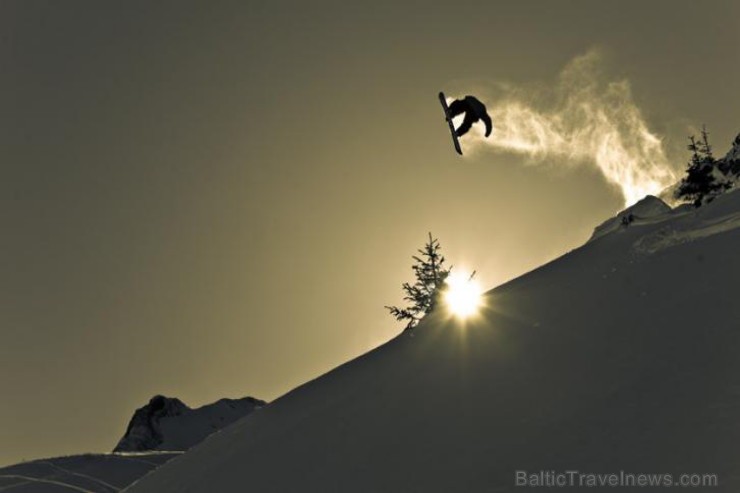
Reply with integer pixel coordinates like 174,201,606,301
386,233,451,331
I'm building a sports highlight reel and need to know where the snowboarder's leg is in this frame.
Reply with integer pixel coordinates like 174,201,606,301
455,115,475,137
481,114,493,137
448,100,467,118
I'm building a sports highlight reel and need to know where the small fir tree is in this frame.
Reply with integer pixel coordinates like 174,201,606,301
675,126,729,207
386,233,451,331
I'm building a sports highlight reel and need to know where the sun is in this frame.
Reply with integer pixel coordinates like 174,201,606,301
444,271,483,319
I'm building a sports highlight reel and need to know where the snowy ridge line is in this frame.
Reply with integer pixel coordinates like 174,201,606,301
107,451,182,467
112,451,184,457
633,210,740,254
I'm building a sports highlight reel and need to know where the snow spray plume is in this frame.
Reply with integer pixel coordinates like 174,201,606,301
467,51,677,207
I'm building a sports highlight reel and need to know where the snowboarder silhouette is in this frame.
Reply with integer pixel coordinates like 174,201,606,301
448,96,492,138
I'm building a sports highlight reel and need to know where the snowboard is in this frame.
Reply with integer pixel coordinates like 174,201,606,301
439,92,463,155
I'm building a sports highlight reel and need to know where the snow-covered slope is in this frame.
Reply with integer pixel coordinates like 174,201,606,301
128,191,740,492
115,395,265,452
0,452,179,492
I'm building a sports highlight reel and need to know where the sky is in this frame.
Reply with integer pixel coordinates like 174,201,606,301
1,0,738,465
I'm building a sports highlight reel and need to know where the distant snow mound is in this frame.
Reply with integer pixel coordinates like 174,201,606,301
590,195,672,241
114,395,265,452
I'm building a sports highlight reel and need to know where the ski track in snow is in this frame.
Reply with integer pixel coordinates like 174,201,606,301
0,480,31,492
38,461,121,492
0,453,183,493
0,474,95,493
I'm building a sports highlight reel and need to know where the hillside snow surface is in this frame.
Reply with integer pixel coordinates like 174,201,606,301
128,191,740,492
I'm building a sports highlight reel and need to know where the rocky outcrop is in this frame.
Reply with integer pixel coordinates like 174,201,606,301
114,394,265,452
